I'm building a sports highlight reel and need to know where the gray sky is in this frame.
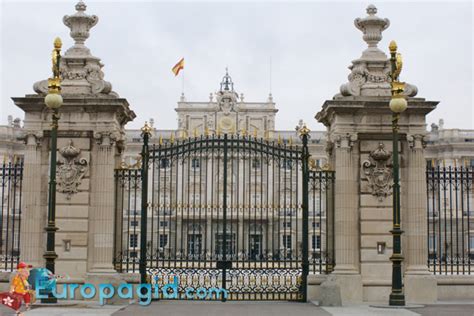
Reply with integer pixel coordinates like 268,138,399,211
1,0,472,131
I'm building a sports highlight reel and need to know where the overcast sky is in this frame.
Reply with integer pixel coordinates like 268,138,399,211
0,0,472,131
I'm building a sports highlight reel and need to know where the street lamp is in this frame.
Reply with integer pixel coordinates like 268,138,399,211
388,40,407,307
42,37,63,304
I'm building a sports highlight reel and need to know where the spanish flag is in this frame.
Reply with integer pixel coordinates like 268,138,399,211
172,58,184,76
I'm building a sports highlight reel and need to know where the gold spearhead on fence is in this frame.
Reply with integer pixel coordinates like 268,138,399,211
298,124,310,137
141,121,152,135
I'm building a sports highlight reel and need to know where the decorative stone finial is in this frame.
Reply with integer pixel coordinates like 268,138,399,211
75,1,86,11
337,5,417,98
64,1,98,48
355,4,389,50
267,93,273,103
366,4,377,15
33,1,116,97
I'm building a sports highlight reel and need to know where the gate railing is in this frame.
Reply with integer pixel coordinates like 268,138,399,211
426,166,474,274
309,169,335,274
0,159,23,271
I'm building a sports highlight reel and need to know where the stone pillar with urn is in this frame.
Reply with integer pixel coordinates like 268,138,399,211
315,5,438,304
13,1,135,285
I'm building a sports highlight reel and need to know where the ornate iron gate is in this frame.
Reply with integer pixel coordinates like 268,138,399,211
115,128,334,301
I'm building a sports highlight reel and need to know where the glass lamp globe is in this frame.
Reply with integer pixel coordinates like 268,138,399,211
389,96,408,114
44,93,63,109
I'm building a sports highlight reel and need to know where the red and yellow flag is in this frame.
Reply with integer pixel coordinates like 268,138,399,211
172,58,184,76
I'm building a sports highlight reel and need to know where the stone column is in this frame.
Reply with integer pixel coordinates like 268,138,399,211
88,132,117,272
404,134,437,303
332,134,359,274
19,133,44,267
405,134,430,274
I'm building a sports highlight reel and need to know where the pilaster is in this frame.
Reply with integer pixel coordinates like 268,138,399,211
88,131,119,272
19,132,44,267
332,133,360,274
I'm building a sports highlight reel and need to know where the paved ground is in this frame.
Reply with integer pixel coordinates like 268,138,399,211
113,301,331,316
113,301,474,316
406,303,474,316
1,301,473,316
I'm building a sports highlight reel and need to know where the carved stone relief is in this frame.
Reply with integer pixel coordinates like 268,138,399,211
56,139,88,199
362,143,393,201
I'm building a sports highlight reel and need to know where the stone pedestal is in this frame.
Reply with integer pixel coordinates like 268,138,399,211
315,4,438,304
317,98,437,303
405,275,437,304
14,1,135,282
15,96,134,279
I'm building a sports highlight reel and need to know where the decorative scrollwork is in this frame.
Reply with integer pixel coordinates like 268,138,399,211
56,139,88,199
362,143,393,201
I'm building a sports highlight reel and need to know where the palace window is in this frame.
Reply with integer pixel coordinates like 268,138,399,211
310,197,321,215
159,234,168,248
282,159,292,170
160,158,170,169
192,158,200,170
312,235,321,250
130,234,138,248
159,221,168,227
469,235,474,251
131,220,139,227
428,235,437,252
252,158,261,169
426,159,434,168
312,222,320,229
283,221,292,228
283,235,292,249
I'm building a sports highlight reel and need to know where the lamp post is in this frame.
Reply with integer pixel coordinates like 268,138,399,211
388,40,408,307
42,37,63,304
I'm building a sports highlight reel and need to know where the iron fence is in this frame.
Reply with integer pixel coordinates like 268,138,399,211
426,166,474,274
0,160,23,271
309,170,335,274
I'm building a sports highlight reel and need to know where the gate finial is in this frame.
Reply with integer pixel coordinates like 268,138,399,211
141,121,152,135
298,124,310,137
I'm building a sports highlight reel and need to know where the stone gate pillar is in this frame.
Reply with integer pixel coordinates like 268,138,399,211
14,1,135,281
316,5,438,304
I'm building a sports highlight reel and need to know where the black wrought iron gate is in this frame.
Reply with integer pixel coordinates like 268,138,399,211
114,130,335,301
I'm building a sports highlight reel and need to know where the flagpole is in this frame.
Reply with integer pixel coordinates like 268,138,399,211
269,56,272,94
182,71,185,94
